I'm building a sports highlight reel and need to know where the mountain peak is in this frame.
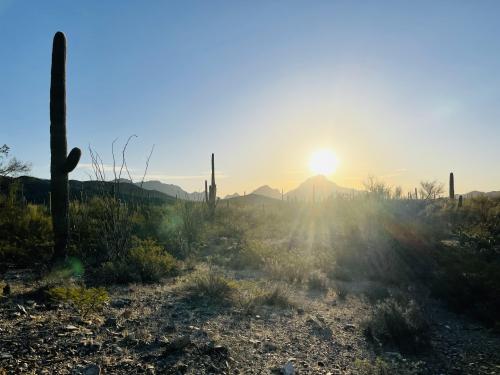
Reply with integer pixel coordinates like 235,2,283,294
251,185,282,200
285,175,355,200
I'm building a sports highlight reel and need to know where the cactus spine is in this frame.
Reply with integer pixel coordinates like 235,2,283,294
206,153,217,217
50,32,81,262
449,172,455,200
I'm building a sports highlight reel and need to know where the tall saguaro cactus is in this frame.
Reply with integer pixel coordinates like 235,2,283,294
206,153,217,217
50,32,81,262
449,172,455,200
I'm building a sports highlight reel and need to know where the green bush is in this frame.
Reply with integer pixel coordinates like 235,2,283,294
97,238,177,284
48,286,109,318
0,190,53,265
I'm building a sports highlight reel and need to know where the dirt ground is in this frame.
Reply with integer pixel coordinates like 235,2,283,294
0,268,499,375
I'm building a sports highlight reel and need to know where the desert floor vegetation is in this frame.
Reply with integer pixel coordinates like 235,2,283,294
1,186,500,374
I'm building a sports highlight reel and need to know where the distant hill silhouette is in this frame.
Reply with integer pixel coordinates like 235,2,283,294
251,185,282,200
136,180,205,201
0,176,176,205
224,192,240,199
285,175,358,201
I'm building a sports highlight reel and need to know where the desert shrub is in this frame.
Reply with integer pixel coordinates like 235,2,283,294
307,271,329,292
97,238,177,284
183,269,237,304
333,282,348,300
70,197,133,264
253,284,294,308
226,239,265,270
264,253,312,283
178,201,204,252
0,190,53,265
326,265,353,282
362,298,430,353
363,284,390,304
48,286,109,318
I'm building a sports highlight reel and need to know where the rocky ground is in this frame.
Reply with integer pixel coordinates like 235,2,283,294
0,268,499,375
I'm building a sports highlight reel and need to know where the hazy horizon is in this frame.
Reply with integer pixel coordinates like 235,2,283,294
2,1,500,196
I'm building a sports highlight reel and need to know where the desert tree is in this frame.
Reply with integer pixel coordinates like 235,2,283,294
419,180,444,200
363,175,392,200
0,144,31,177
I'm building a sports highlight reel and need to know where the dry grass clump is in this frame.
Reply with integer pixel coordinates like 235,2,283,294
307,271,329,292
333,282,348,301
183,269,237,304
253,284,294,308
362,298,431,353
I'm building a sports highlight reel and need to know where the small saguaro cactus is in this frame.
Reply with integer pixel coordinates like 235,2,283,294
50,32,81,262
449,172,455,200
206,153,217,217
458,195,463,208
415,187,418,200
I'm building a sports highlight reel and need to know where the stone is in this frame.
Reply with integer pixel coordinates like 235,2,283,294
343,323,356,331
282,361,295,375
164,335,191,353
263,342,277,352
111,298,132,308
82,364,101,375
2,284,10,296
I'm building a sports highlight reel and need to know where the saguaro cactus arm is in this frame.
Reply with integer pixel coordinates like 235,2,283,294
64,147,82,173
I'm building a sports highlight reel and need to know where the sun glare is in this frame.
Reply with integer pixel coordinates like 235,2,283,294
309,149,338,176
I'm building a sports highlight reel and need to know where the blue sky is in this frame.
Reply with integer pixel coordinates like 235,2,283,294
1,1,500,195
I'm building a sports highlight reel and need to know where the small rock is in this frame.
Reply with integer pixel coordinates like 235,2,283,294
263,342,277,352
104,317,118,327
72,363,101,375
164,335,191,353
111,298,132,308
343,323,356,331
2,284,10,296
65,325,79,331
82,364,101,375
282,361,295,375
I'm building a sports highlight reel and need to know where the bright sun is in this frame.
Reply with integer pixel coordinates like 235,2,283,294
309,149,338,176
